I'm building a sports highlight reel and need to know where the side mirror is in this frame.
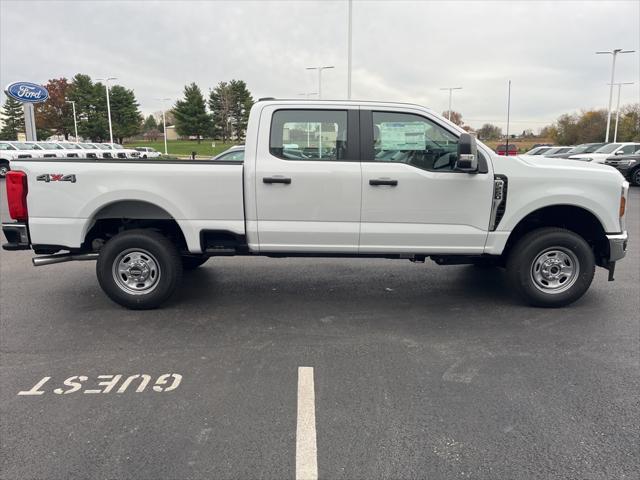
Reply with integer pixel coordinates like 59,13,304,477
455,133,478,172
615,150,625,155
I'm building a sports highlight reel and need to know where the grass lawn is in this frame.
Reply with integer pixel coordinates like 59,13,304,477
124,139,238,157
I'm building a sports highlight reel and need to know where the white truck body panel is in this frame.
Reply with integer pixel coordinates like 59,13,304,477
7,100,628,258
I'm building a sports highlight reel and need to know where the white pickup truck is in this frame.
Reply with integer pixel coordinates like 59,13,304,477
2,100,629,309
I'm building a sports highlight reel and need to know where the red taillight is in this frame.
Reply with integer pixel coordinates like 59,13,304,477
6,170,28,221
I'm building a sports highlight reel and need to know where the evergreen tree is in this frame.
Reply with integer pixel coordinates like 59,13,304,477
67,74,109,141
0,97,25,140
173,83,211,143
209,79,254,141
109,85,143,143
143,115,158,132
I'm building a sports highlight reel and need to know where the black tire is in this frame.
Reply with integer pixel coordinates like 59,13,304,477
96,229,183,309
631,167,640,187
0,163,9,178
506,227,595,307
182,256,208,270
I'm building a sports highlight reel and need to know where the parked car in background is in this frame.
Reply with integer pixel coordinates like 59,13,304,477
546,143,607,159
523,146,554,155
605,149,640,186
541,146,574,157
569,142,640,163
212,145,245,161
495,144,518,156
135,147,162,158
98,143,141,159
0,142,31,177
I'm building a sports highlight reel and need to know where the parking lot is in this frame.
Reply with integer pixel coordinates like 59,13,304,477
0,179,638,479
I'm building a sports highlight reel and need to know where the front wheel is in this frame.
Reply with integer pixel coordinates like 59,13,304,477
506,227,595,307
96,229,183,309
631,167,640,187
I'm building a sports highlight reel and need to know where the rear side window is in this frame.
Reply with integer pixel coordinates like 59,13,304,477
270,109,348,161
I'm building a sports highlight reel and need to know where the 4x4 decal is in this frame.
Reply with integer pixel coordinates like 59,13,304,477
36,174,76,183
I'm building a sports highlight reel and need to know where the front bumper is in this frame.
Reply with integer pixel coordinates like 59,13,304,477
607,232,628,262
2,222,30,250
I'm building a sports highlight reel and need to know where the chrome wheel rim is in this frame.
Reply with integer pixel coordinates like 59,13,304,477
112,249,161,295
530,247,579,294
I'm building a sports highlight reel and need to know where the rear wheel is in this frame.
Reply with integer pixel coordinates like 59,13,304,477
0,163,9,178
506,227,595,307
96,229,182,309
631,167,640,186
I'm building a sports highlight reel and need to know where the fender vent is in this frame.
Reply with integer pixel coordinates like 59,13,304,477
490,175,508,231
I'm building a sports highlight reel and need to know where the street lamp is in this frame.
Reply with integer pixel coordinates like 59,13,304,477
65,100,78,142
156,97,171,155
306,66,334,99
608,82,635,142
596,49,635,142
440,87,463,121
96,77,117,143
347,0,353,99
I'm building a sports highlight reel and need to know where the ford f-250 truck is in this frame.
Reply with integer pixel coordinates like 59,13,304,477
2,100,629,309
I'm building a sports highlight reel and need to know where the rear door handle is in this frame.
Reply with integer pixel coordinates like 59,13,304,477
263,176,292,184
369,178,398,186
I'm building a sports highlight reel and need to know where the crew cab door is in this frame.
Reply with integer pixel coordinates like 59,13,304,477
359,109,493,254
254,106,361,252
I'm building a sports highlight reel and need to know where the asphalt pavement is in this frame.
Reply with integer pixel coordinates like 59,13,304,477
1,179,638,480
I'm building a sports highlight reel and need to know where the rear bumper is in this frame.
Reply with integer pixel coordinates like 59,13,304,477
607,232,628,262
2,222,30,250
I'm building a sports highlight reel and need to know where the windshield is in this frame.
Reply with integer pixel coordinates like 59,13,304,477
96,144,112,150
11,142,40,150
594,143,621,153
38,142,63,150
0,143,17,150
59,143,82,150
111,144,125,149
79,143,96,149
533,147,552,155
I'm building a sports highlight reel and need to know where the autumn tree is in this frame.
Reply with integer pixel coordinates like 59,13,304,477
34,78,74,139
442,110,463,126
0,97,25,140
477,123,502,140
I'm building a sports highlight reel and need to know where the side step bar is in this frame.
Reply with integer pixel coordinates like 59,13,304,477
32,253,99,267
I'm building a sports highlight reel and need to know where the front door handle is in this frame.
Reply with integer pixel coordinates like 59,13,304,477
263,176,292,184
369,178,398,186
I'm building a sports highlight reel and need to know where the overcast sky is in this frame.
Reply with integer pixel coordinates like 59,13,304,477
1,0,639,132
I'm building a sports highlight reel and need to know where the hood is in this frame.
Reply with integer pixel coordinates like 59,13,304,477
516,154,617,173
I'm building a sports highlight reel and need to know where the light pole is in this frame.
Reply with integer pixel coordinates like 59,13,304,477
156,97,171,155
440,87,462,121
65,100,78,142
596,49,635,142
608,82,634,142
306,66,334,99
97,77,117,143
347,0,353,99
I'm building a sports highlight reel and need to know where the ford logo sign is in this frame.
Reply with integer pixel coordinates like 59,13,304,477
4,81,49,104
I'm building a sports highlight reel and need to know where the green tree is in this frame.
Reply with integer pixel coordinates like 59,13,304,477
109,85,143,143
0,97,25,140
209,79,254,141
143,115,158,132
477,123,502,140
617,103,640,141
552,113,579,145
173,83,211,143
67,74,109,141
34,78,74,139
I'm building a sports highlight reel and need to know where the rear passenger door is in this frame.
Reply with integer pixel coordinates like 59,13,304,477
254,106,361,253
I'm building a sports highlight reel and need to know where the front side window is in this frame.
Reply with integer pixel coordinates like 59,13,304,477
372,111,459,171
595,143,621,154
620,144,640,154
270,109,348,161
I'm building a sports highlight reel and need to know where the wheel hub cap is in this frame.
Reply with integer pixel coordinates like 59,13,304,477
531,248,580,294
112,249,161,295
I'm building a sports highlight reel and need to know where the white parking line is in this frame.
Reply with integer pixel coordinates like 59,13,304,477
296,366,318,480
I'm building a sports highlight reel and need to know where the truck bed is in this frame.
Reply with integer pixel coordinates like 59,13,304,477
12,158,245,253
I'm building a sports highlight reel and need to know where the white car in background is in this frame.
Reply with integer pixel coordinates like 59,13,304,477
569,142,640,163
134,146,162,158
98,143,140,159
0,141,34,177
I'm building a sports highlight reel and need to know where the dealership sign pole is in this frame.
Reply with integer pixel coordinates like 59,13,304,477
4,81,49,141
